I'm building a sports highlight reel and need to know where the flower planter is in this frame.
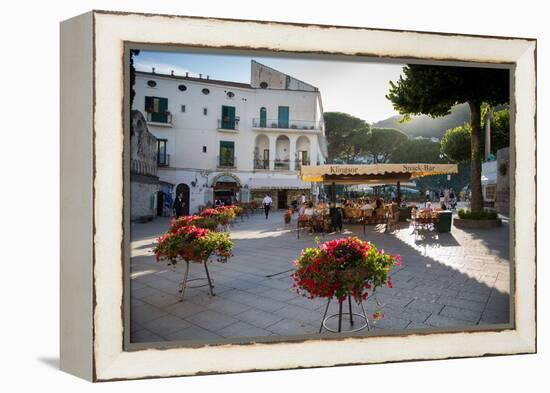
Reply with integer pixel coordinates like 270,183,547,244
453,217,502,229
292,237,400,333
154,224,233,300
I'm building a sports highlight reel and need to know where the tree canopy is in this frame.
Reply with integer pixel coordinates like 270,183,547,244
364,128,408,163
387,64,509,212
440,123,472,163
391,138,446,164
323,112,367,163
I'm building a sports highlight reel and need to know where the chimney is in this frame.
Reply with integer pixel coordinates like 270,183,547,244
199,73,202,79
152,67,155,74
171,70,174,76
206,75,210,80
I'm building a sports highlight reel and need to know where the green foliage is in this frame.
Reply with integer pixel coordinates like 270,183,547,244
386,64,509,213
440,123,472,163
373,103,471,139
386,65,509,117
363,128,409,163
483,107,510,152
391,138,445,164
458,208,498,220
323,112,368,163
129,49,140,107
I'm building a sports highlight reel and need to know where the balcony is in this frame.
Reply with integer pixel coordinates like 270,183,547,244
294,159,311,171
274,159,290,170
157,153,170,167
146,112,173,127
217,118,239,132
252,118,322,132
253,159,270,170
217,155,237,169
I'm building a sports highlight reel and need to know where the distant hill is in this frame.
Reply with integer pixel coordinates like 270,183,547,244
372,103,470,139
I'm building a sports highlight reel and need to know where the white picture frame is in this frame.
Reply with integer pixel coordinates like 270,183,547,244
60,10,536,381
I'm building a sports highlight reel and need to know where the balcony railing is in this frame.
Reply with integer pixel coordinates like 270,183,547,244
274,159,290,170
253,159,270,170
252,118,322,131
217,155,237,168
146,111,173,125
253,159,310,170
157,153,170,167
217,118,239,131
294,159,311,170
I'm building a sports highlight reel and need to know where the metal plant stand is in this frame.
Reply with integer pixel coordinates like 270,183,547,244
319,296,370,333
178,259,215,301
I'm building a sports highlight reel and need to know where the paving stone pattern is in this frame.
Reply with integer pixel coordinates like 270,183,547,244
130,211,510,343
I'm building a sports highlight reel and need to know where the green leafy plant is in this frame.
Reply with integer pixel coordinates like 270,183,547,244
457,208,498,220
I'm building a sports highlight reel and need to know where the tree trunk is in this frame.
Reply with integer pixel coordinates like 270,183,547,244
469,101,483,213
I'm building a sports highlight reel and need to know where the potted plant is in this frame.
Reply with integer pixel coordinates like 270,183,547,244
153,224,233,299
292,237,401,331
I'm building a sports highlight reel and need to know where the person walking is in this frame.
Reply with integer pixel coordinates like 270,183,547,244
262,194,273,219
173,193,187,218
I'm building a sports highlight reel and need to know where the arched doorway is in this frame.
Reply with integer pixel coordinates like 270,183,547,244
275,135,290,170
175,183,190,216
211,173,241,205
254,134,270,169
296,135,311,170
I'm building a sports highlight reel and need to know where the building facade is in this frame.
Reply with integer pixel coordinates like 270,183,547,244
129,110,159,221
132,60,327,214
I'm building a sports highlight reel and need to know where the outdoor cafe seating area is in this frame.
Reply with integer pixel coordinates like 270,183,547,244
295,199,402,237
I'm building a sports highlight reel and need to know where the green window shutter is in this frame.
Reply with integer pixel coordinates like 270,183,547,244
278,106,289,128
145,96,153,113
219,141,235,166
149,97,169,123
260,107,267,127
221,106,236,129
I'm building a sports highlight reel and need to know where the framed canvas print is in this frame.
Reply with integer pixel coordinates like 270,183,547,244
60,10,537,382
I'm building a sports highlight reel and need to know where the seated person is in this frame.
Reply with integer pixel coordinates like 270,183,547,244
361,200,374,210
421,202,433,213
440,201,447,210
304,202,315,216
298,203,306,215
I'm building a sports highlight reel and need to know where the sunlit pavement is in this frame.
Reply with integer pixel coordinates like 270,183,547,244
130,209,510,343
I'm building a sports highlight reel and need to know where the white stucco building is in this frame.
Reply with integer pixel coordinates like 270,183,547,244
132,60,327,214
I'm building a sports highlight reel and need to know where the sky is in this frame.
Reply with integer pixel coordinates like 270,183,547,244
134,50,406,123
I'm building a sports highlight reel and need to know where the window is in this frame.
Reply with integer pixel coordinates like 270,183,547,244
219,141,235,167
157,139,169,166
259,107,267,128
259,81,268,89
298,150,309,165
145,96,169,123
202,146,207,153
203,107,208,116
181,105,186,113
278,106,289,128
202,88,210,95
221,105,236,129
147,80,157,87
178,84,187,91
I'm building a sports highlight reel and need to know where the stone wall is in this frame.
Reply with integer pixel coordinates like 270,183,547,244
495,147,510,217
130,176,158,221
130,110,159,221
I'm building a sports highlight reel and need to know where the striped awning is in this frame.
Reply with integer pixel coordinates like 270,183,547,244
248,177,311,190
300,163,458,184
